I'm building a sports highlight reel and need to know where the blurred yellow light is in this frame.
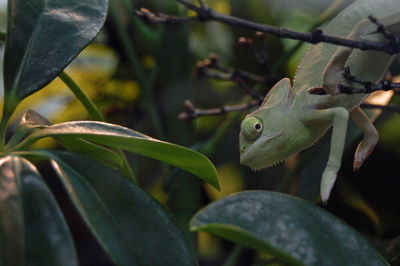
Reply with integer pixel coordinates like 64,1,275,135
142,55,156,69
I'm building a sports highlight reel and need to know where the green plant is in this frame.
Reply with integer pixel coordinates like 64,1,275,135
1,0,399,265
0,0,218,265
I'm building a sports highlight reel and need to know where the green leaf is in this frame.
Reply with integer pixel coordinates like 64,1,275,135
7,109,123,172
40,150,198,266
0,157,24,266
17,121,220,189
5,109,51,151
190,191,388,266
55,136,123,169
0,156,78,266
3,0,108,111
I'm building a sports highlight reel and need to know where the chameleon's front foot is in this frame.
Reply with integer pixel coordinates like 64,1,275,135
305,107,349,204
320,168,338,204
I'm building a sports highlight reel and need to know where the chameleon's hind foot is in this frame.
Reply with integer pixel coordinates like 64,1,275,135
351,107,379,171
353,139,377,171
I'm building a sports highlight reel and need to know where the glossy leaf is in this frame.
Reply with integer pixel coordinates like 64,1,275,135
0,157,24,266
55,136,123,169
0,156,78,266
5,109,51,151
3,0,108,111
17,121,220,189
190,191,388,266
7,109,123,170
40,150,198,266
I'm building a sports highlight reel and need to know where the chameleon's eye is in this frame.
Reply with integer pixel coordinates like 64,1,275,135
241,116,263,140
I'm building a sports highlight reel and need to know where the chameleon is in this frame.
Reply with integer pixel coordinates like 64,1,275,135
239,0,400,203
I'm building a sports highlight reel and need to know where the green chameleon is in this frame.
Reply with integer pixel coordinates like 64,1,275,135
239,0,400,203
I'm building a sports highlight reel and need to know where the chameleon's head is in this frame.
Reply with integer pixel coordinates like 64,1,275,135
239,78,295,170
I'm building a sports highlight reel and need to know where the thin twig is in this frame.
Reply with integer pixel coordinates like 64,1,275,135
309,81,400,94
136,8,198,24
235,77,264,102
196,0,206,9
176,0,200,11
196,54,268,83
182,34,277,120
361,103,400,113
339,67,400,94
179,99,261,120
255,32,270,72
309,67,400,95
180,97,400,120
139,0,400,54
368,15,400,46
239,34,270,71
340,81,400,93
196,63,267,83
238,37,260,63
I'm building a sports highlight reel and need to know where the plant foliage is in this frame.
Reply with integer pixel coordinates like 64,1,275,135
0,0,398,265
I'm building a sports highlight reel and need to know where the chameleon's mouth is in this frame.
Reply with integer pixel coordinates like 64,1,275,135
250,158,286,171
240,131,283,166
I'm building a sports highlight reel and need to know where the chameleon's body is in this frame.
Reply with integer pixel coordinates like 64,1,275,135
239,0,400,202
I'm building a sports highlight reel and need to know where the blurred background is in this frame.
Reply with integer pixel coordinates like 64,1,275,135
1,0,400,265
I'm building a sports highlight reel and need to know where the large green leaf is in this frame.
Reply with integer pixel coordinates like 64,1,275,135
36,150,198,266
6,110,123,170
3,0,108,112
190,191,388,266
16,121,220,189
0,156,77,266
0,157,24,266
55,136,123,169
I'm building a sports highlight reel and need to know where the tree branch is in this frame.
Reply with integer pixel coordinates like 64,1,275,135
136,8,198,24
238,36,268,70
309,67,400,95
235,77,264,102
179,99,261,120
361,103,400,113
368,15,400,46
339,67,400,94
196,54,269,84
339,81,400,94
163,3,400,119
138,1,400,54
180,49,269,120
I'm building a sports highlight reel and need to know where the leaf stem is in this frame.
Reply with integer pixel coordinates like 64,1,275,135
0,29,137,182
0,114,10,149
200,112,240,157
109,0,168,179
59,71,105,121
109,1,145,84
59,71,137,184
108,0,164,139
0,31,7,148
222,245,244,266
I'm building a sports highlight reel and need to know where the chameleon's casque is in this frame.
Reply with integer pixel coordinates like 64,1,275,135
239,0,400,203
